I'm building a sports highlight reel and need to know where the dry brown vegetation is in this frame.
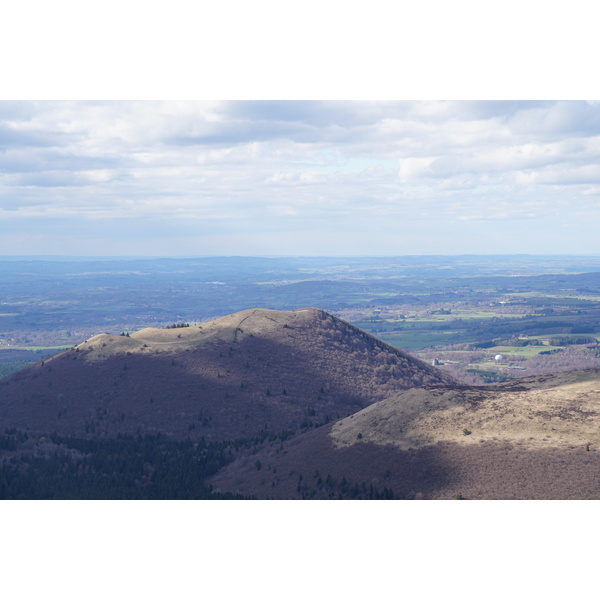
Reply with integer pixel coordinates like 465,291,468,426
209,368,600,499
0,307,453,441
6,306,600,499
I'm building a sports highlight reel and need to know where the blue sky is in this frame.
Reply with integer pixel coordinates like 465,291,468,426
2,100,600,256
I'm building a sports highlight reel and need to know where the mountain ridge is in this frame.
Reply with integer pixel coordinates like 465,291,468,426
209,367,600,499
0,307,454,441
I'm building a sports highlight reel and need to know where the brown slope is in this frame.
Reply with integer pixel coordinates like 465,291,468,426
0,307,454,441
208,368,600,499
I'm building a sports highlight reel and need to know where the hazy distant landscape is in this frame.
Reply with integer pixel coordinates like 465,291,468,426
3,254,600,384
4,254,600,499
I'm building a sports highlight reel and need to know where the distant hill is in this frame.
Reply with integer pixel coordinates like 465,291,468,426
209,368,600,499
0,307,454,441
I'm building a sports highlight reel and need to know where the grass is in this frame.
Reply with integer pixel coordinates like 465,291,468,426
505,291,600,301
358,312,515,327
378,331,473,350
406,311,513,322
535,334,600,342
485,345,564,358
13,345,72,351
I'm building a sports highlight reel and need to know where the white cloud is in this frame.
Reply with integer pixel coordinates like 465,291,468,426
398,157,438,182
2,100,600,255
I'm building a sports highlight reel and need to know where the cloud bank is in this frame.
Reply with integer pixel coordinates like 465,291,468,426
1,100,600,255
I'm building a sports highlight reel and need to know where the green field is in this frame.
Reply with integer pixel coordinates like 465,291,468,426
13,345,72,351
482,345,563,358
378,331,473,350
3,255,600,381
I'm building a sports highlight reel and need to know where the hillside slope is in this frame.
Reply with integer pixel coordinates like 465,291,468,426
0,307,454,441
209,368,600,499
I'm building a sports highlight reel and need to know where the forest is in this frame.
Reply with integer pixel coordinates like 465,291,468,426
0,428,399,500
0,429,249,499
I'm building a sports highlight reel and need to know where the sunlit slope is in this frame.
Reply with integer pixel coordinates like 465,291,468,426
0,307,454,441
209,368,600,499
331,369,600,451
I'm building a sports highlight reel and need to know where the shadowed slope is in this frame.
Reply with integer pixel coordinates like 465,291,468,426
209,368,600,499
0,307,454,441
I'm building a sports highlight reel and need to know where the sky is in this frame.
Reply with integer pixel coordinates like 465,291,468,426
2,100,600,256
2,2,599,258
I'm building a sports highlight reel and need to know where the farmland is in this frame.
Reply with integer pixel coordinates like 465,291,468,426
3,254,600,382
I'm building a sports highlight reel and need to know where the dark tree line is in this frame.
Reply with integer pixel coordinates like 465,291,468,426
0,431,250,500
296,471,396,500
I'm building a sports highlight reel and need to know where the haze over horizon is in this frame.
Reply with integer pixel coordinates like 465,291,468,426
2,100,600,257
